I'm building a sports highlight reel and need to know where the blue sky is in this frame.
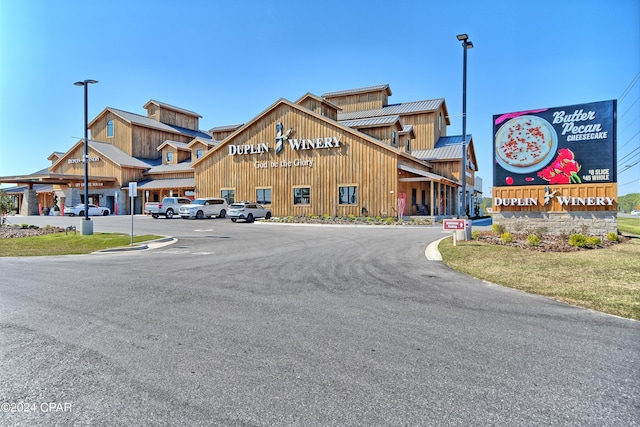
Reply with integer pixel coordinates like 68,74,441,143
1,0,639,195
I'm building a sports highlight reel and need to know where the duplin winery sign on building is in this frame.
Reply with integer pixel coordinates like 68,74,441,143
491,100,618,235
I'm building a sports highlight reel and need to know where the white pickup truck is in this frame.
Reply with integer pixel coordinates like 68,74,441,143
144,197,192,219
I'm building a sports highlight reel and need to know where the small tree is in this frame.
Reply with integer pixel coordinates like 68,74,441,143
0,190,15,224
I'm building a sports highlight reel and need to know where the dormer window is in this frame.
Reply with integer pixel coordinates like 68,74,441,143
438,113,442,132
107,120,114,138
196,149,203,159
392,131,397,146
167,152,173,163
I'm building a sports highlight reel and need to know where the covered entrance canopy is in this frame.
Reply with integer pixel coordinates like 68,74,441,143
137,178,195,206
0,172,116,216
397,164,460,217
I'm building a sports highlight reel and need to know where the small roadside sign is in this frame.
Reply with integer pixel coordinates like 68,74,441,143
443,219,466,230
443,219,468,246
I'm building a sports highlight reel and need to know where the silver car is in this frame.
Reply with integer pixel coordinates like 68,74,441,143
179,198,228,219
228,202,272,223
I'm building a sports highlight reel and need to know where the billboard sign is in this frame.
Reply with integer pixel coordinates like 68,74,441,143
493,100,616,187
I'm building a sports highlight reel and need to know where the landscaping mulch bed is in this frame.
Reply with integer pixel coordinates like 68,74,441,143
475,231,627,252
1,225,66,239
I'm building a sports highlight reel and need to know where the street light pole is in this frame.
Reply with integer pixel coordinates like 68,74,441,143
74,79,98,235
456,34,473,219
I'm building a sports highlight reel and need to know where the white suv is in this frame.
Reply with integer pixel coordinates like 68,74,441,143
179,198,228,219
228,201,272,223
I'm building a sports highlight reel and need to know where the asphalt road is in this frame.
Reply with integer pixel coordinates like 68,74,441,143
1,215,638,426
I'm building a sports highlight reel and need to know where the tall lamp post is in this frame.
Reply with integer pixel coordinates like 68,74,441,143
74,79,98,235
456,34,473,219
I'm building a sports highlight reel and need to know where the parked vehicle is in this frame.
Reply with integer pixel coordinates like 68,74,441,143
144,197,192,219
228,202,272,223
631,210,640,216
179,198,228,219
64,203,111,217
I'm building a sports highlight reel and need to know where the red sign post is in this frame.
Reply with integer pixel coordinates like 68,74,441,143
443,219,466,230
443,219,467,246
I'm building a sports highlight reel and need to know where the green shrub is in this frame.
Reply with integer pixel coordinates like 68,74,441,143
322,214,331,220
500,232,513,244
569,233,587,248
586,236,602,247
526,234,540,246
606,232,619,242
492,224,506,235
385,217,395,224
471,230,481,240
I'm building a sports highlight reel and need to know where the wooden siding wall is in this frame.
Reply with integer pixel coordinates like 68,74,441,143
178,148,190,163
492,183,617,212
325,90,388,113
212,130,236,140
90,113,133,156
428,161,460,183
357,126,397,147
131,127,192,159
297,99,338,121
191,141,210,160
194,104,399,217
398,112,438,151
145,171,193,180
146,105,199,131
51,144,149,186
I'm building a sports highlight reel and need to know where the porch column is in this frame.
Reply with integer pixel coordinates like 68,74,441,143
20,189,39,216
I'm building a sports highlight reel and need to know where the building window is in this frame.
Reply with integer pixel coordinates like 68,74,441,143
196,149,203,159
166,152,173,163
339,186,357,205
256,188,271,204
438,113,442,132
406,139,411,153
294,187,310,205
107,120,114,138
412,189,417,206
392,131,397,146
221,189,235,204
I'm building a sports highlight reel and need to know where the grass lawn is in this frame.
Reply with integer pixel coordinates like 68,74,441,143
0,232,163,256
439,219,640,320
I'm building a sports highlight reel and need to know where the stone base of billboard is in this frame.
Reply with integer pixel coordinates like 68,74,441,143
492,211,617,236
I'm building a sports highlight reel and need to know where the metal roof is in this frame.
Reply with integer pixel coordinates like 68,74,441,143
107,108,212,139
339,115,400,128
322,84,391,98
399,125,414,134
210,124,244,132
144,100,202,118
136,178,194,190
157,140,191,151
338,98,445,120
3,183,54,193
435,135,472,147
412,144,463,161
88,141,152,168
398,164,457,185
144,162,193,174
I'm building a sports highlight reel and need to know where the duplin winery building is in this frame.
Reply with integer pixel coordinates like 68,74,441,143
1,84,481,218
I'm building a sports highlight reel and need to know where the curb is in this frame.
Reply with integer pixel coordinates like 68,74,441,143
95,236,176,254
425,236,450,261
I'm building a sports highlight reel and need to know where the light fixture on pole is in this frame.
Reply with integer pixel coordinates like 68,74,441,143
73,79,98,235
456,34,473,219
